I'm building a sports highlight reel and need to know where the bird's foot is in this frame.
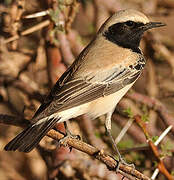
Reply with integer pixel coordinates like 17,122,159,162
58,131,81,147
58,121,81,146
110,156,135,173
118,157,135,170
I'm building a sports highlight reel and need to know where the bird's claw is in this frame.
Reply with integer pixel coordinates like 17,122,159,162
119,157,135,169
58,132,81,147
109,156,135,173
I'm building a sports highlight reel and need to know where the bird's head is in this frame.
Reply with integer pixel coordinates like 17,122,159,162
100,9,166,51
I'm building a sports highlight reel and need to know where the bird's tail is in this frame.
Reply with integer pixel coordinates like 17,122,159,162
4,118,59,152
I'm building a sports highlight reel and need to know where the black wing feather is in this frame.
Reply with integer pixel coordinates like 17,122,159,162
4,118,59,152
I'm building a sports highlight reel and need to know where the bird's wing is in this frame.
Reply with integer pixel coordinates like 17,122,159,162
33,57,145,122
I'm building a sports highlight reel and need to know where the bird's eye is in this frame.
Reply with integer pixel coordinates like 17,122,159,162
125,21,135,27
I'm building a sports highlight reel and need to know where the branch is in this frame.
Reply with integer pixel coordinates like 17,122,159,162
0,114,150,180
134,115,174,180
4,20,50,44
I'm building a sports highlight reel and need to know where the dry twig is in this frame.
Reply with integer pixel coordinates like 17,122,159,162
4,20,50,44
0,114,150,180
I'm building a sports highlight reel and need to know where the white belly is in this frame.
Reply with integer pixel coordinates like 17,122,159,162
48,83,134,123
87,83,134,119
56,102,89,122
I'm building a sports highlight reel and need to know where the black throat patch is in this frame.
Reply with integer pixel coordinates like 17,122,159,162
103,21,145,54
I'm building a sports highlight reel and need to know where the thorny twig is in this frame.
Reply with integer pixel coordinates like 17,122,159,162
151,125,173,179
4,20,50,44
0,114,150,180
134,115,174,180
8,0,25,49
65,0,80,33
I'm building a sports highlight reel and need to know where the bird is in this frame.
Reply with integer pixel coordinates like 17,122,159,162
4,9,165,164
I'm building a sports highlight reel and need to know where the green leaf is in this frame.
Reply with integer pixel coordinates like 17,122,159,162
153,161,158,167
123,107,133,118
141,105,149,122
141,114,149,122
151,136,159,143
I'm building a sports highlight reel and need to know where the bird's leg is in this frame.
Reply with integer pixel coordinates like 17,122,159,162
58,121,81,146
64,121,81,140
105,112,134,170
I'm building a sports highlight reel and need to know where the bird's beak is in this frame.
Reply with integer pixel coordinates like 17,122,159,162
142,22,166,31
